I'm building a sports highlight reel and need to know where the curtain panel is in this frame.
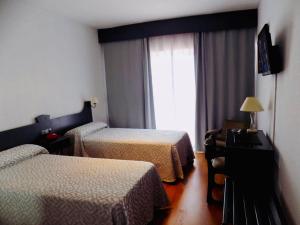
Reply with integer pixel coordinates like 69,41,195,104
103,39,155,128
194,28,256,150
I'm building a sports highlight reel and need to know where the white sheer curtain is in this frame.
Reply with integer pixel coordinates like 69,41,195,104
149,33,196,147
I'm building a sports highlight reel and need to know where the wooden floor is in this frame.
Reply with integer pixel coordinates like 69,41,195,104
150,152,223,225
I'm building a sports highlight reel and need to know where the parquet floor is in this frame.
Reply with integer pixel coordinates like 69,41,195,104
150,152,223,225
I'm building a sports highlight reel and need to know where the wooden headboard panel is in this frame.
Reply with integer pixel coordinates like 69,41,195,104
0,101,92,151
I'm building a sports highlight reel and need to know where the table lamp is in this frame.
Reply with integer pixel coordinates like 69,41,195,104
240,97,264,133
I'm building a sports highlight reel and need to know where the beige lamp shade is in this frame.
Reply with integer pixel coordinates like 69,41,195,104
240,97,264,112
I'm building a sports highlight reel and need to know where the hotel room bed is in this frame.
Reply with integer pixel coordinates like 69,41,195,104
66,122,195,182
0,144,169,225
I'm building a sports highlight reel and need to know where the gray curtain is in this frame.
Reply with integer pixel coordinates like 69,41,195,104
103,39,155,128
195,28,256,150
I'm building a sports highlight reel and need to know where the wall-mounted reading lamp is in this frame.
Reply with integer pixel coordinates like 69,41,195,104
90,97,99,108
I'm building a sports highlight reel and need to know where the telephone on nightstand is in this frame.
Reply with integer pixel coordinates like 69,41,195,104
46,132,61,140
41,128,61,140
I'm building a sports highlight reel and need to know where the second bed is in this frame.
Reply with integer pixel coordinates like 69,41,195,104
67,122,195,182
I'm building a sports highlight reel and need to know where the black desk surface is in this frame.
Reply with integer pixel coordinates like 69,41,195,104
223,131,285,225
225,129,274,189
226,130,273,152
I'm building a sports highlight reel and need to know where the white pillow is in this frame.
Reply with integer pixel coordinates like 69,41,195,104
0,144,48,169
66,122,108,138
65,122,108,156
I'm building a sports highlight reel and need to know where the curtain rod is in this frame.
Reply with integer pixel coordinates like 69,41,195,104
98,9,257,43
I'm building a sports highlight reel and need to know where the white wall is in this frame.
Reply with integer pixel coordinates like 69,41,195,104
0,0,108,131
257,0,300,224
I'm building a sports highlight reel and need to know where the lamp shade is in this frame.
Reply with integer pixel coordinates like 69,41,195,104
240,97,264,112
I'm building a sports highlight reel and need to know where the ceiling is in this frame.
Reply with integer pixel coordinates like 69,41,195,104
27,0,259,29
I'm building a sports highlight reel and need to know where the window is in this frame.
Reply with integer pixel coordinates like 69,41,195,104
149,33,196,146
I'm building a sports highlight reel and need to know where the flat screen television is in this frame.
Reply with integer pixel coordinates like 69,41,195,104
257,24,276,75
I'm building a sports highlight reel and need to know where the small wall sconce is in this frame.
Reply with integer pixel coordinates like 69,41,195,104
90,97,99,108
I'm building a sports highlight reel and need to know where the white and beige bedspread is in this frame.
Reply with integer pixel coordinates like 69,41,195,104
0,144,169,225
67,123,195,182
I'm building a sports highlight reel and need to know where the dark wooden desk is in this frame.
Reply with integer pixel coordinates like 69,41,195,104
225,130,274,190
222,130,286,225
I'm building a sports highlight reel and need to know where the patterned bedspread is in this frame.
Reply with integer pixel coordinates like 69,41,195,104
67,123,195,182
0,145,169,225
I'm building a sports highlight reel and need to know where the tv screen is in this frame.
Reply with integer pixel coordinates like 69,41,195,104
257,24,273,75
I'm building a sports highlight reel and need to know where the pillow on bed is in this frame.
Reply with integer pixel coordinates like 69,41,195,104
66,122,108,138
65,122,108,156
0,144,48,169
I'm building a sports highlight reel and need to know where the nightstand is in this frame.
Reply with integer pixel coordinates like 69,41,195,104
37,136,71,155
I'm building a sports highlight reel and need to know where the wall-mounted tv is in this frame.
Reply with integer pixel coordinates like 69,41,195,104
257,24,280,75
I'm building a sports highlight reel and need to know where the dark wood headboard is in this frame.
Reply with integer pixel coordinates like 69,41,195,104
0,101,92,151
